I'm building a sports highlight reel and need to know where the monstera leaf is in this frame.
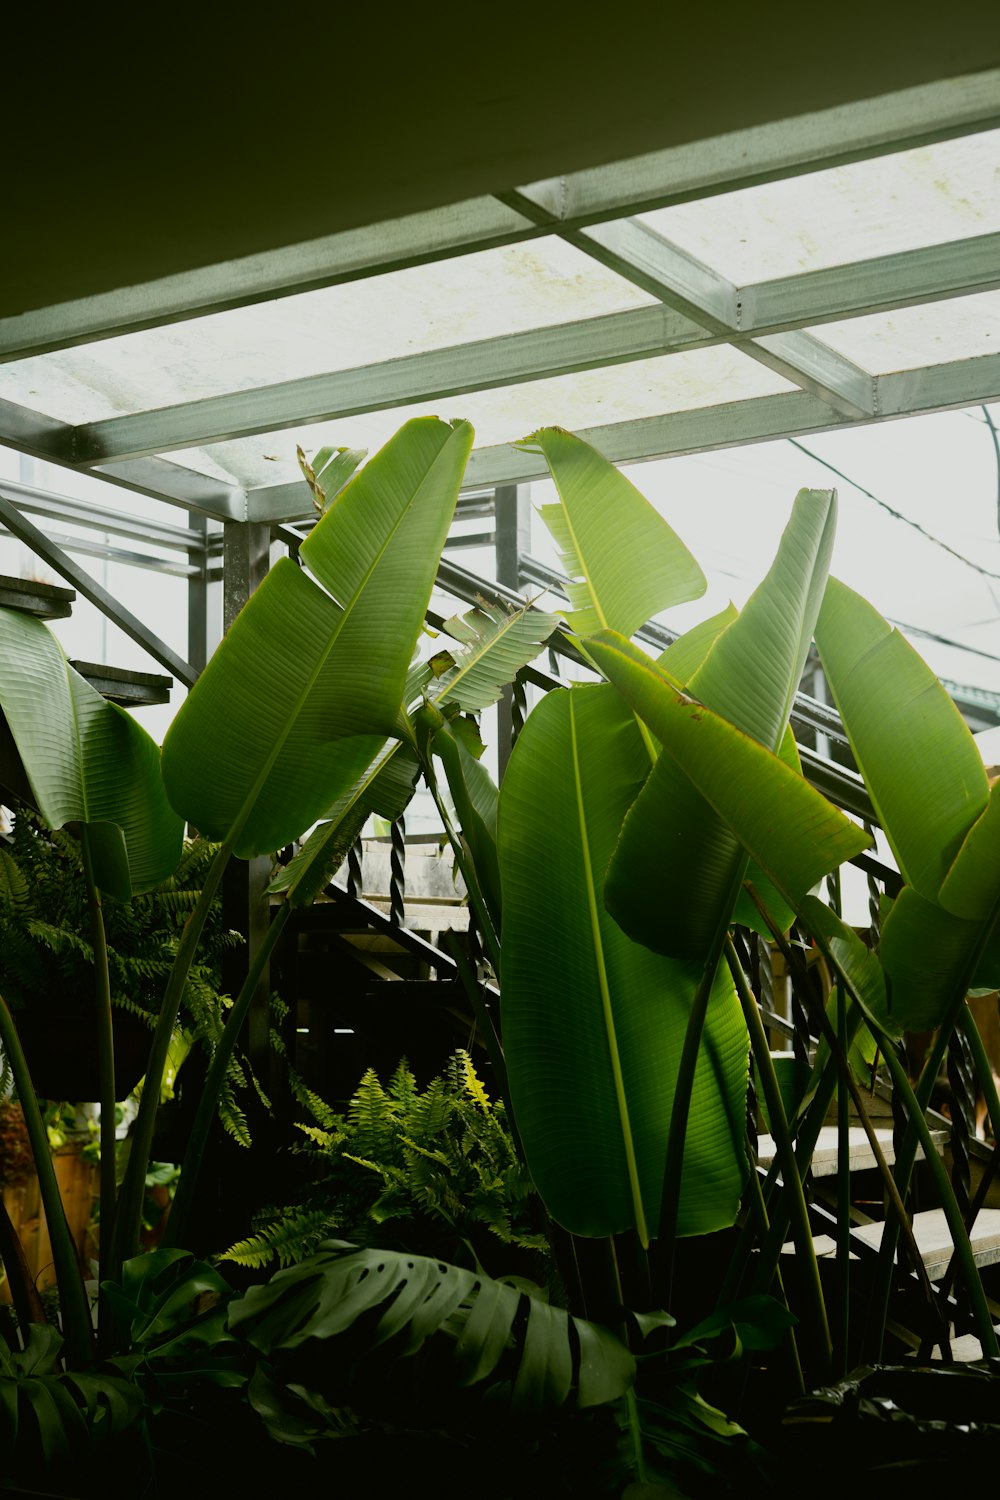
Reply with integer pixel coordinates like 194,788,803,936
228,1240,636,1412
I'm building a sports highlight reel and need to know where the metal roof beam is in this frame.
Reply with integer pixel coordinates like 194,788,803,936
452,350,1000,486
743,230,1000,332
45,226,998,470
569,221,875,418
72,305,712,464
500,69,1000,227
4,69,996,364
0,199,537,364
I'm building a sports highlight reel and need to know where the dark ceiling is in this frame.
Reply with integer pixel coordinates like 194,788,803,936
7,2,1000,319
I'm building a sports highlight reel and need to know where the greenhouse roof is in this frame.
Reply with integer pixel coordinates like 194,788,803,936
2,66,999,525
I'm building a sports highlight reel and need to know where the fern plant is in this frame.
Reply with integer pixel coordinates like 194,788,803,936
223,1051,549,1280
0,813,266,1143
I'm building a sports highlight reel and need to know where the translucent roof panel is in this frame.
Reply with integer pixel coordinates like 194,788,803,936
160,347,796,489
809,289,1000,371
638,130,1000,282
0,239,655,423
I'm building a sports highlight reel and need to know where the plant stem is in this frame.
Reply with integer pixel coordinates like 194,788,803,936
877,1037,999,1357
79,829,116,1292
0,1192,46,1336
726,936,832,1383
165,902,290,1249
422,760,501,977
109,834,235,1281
742,1139,804,1396
0,997,93,1365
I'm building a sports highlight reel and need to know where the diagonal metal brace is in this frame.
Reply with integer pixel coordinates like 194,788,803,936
0,489,198,687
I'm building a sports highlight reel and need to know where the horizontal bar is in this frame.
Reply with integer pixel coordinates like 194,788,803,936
463,390,845,485
74,304,709,464
501,69,1000,228
0,198,536,363
0,476,208,551
741,230,1000,332
4,69,996,367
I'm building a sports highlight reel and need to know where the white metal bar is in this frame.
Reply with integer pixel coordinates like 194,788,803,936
5,69,997,363
0,198,536,364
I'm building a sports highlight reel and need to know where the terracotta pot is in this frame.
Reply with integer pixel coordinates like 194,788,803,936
13,1005,155,1101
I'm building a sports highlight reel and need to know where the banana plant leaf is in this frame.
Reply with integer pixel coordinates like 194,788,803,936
522,426,706,637
270,596,556,920
427,600,560,711
815,577,988,903
815,579,1000,1029
0,608,183,899
228,1240,635,1411
601,489,841,957
297,442,367,514
657,603,798,936
431,714,502,934
498,684,749,1242
162,417,473,857
878,887,986,1032
591,631,869,959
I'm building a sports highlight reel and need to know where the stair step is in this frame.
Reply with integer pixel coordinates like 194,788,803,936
0,574,74,619
757,1125,945,1178
852,1207,1000,1278
70,660,173,706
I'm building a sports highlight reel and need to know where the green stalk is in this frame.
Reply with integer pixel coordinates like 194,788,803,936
877,1036,999,1357
165,902,291,1248
0,997,93,1365
421,760,501,978
441,929,524,1162
726,937,832,1382
657,872,746,1280
742,1138,804,1396
109,834,235,1280
79,830,116,1292
960,1005,1000,1150
834,979,850,1375
862,893,1000,1360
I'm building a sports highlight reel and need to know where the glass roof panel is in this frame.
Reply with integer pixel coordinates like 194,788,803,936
0,239,655,424
807,289,1000,371
638,130,1000,282
160,347,796,489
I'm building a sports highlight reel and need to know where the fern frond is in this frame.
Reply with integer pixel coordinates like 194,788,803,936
221,1206,334,1269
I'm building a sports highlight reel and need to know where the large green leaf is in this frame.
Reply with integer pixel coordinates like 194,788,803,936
522,426,705,637
432,715,502,935
879,886,985,1032
228,1240,635,1411
428,600,559,712
938,778,1000,922
799,895,895,1036
592,632,869,958
815,577,988,902
0,609,183,899
602,489,840,956
659,604,798,936
498,685,749,1241
163,418,472,857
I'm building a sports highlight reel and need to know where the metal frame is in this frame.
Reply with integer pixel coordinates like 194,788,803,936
0,67,996,534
